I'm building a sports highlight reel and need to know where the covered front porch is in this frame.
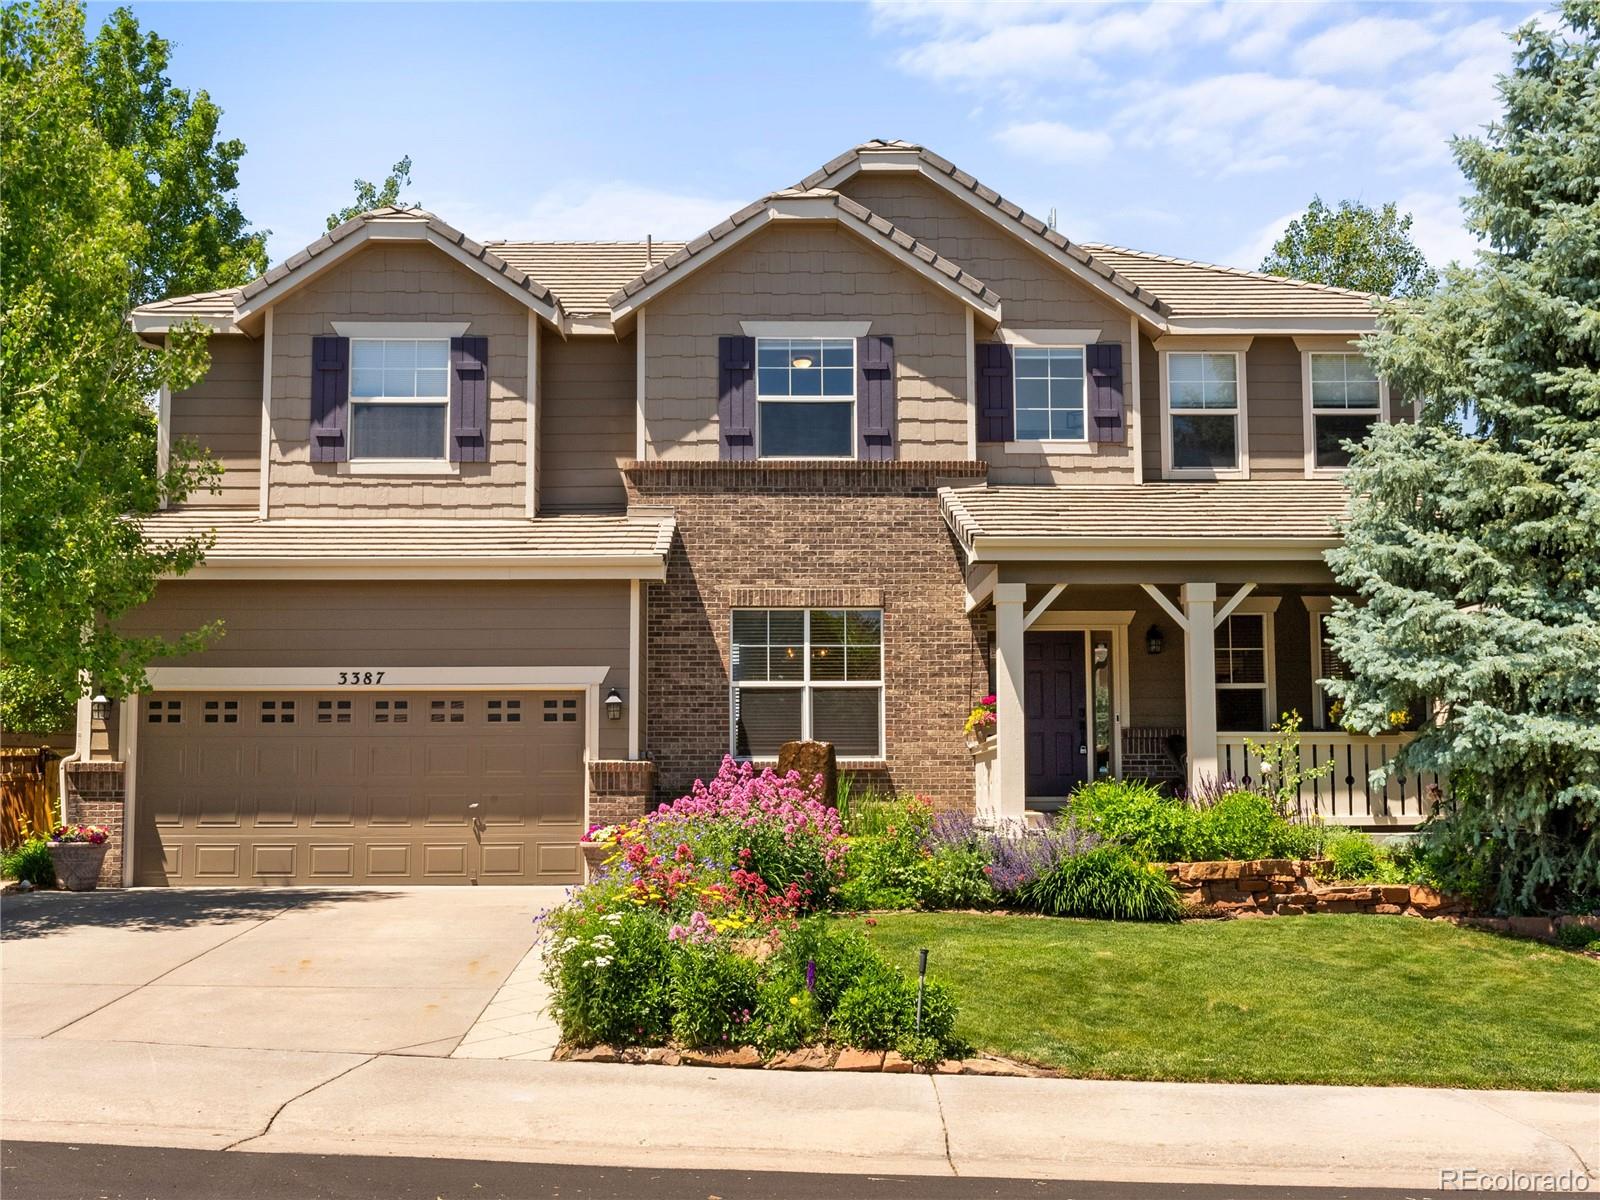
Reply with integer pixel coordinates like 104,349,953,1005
944,483,1439,829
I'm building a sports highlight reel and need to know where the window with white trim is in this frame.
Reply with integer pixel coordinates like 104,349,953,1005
731,608,883,758
755,338,854,458
1014,346,1087,441
1215,613,1271,732
1310,611,1353,730
1307,352,1382,470
1167,351,1240,471
349,338,450,459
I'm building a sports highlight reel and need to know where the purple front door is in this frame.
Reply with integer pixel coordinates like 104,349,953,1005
1025,631,1089,797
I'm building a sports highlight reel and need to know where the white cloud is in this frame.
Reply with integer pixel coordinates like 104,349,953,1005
996,120,1113,162
1292,16,1440,76
423,182,747,242
1393,187,1482,267
1225,207,1305,272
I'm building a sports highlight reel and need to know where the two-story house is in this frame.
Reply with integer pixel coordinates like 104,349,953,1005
75,139,1430,889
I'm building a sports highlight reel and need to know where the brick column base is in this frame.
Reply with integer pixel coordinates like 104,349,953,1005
63,761,126,888
588,760,658,829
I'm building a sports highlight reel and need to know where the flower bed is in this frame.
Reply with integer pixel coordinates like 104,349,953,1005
540,758,965,1067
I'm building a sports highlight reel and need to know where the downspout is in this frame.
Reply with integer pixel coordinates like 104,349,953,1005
57,690,92,825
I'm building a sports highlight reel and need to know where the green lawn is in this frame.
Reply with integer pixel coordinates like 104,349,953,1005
865,913,1600,1090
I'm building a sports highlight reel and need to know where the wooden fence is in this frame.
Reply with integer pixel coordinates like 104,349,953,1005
2,748,59,848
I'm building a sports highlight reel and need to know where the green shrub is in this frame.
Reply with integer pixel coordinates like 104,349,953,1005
668,942,761,1048
1273,820,1329,861
1067,779,1192,861
1321,828,1385,880
544,907,673,1047
923,844,994,909
1556,924,1600,951
830,957,958,1052
1186,791,1284,861
836,796,939,910
1,837,53,886
752,973,823,1055
1018,846,1182,921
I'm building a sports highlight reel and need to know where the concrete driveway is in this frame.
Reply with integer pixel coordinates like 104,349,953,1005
1,885,563,1056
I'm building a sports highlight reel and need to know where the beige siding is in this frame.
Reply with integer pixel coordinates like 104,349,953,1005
840,173,1136,484
123,579,632,758
268,243,529,517
1246,337,1305,479
540,333,632,512
642,222,968,460
1138,330,1162,479
170,336,262,508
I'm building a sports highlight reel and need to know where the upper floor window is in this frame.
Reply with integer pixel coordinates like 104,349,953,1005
1166,351,1241,473
1306,352,1382,471
731,607,883,759
1014,347,1086,442
756,338,854,459
350,338,450,460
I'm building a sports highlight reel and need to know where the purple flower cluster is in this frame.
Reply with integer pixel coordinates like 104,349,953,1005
924,809,1098,894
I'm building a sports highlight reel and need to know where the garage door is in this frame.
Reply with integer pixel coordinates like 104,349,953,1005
133,691,586,886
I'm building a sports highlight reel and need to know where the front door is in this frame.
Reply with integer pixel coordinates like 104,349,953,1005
1025,632,1088,797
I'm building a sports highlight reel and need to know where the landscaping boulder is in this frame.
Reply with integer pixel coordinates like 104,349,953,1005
834,1049,885,1072
777,740,837,804
681,1046,762,1069
767,1046,833,1071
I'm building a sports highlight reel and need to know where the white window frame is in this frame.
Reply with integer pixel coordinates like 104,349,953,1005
729,608,884,761
1214,599,1278,733
1301,350,1388,477
346,335,452,466
1159,346,1250,479
1303,595,1346,730
754,336,857,461
1009,344,1089,449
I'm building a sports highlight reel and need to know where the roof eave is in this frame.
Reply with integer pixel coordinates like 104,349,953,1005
1163,315,1379,335
178,554,669,582
963,535,1340,564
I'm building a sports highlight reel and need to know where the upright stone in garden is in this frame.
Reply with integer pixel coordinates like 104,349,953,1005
778,740,838,805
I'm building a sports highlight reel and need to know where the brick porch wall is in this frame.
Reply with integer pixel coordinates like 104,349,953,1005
626,460,989,810
63,761,126,888
1121,726,1185,788
588,759,658,828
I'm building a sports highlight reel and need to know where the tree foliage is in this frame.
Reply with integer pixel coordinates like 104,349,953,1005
1324,1,1600,914
326,155,415,230
1262,196,1440,298
1,0,252,732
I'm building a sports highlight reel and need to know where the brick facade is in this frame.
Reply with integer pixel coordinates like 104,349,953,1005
588,759,659,828
63,761,126,889
626,460,989,810
1121,726,1185,787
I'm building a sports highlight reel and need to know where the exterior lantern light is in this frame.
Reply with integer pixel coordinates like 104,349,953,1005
90,693,111,722
604,688,624,722
1145,624,1164,656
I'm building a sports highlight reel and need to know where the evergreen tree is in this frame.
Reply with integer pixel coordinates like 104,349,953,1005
1325,0,1600,913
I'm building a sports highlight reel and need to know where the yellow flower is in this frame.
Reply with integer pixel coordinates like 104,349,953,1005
790,995,801,1007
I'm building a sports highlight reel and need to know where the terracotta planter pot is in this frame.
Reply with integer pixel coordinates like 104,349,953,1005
580,841,613,880
49,841,109,891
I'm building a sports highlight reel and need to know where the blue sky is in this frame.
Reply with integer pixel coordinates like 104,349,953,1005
104,1,1538,274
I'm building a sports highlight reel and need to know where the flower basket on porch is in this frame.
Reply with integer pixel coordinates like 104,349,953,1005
580,825,620,880
47,824,110,891
964,695,997,753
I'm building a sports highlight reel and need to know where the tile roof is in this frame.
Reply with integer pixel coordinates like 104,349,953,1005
487,242,685,317
134,288,240,318
236,206,562,314
800,140,1171,320
141,509,674,576
940,481,1349,553
606,188,1002,314
1079,244,1380,318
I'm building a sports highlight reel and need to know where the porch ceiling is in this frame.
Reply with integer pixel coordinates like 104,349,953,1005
940,481,1349,563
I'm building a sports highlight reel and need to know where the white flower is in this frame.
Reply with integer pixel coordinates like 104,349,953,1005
601,913,623,924
591,955,613,968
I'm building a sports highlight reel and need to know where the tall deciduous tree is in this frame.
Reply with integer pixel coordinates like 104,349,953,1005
1324,0,1599,914
1,0,252,732
1262,197,1439,298
327,155,415,230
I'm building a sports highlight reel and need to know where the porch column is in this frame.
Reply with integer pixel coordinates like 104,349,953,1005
1181,582,1219,789
993,582,1028,822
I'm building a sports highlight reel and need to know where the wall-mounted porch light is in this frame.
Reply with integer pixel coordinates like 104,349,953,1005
1145,625,1165,656
90,693,111,723
604,688,624,722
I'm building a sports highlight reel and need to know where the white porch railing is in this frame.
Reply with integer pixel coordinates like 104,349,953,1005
1216,731,1441,827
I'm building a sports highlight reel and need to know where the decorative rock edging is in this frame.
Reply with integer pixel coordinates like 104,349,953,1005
1162,859,1467,918
553,1043,1046,1077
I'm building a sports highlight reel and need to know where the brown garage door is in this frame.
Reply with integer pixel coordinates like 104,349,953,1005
134,691,585,886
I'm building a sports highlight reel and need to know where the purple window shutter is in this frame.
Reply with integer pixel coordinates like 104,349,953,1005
976,342,1013,443
1087,343,1125,443
310,335,349,463
718,335,756,461
856,335,896,461
450,336,488,463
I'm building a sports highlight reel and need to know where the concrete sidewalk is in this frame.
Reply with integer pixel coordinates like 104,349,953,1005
3,886,1595,1189
3,1040,1595,1189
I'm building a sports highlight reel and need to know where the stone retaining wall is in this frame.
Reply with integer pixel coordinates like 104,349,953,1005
1161,859,1466,918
